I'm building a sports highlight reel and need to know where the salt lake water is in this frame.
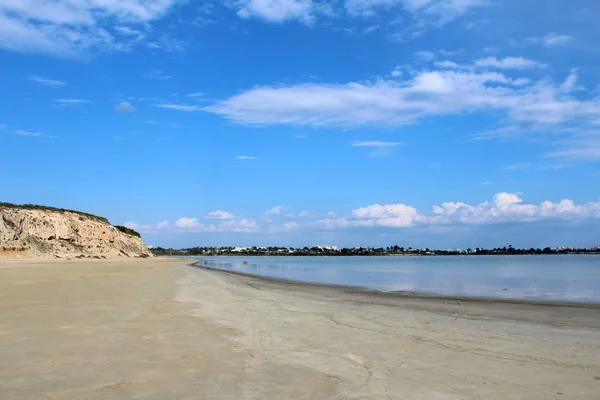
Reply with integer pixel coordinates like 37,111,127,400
195,255,600,303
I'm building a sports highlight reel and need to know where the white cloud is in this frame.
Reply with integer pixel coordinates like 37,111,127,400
299,210,313,217
473,57,546,69
155,221,171,229
363,24,380,33
29,75,65,86
116,101,136,112
345,0,488,23
144,69,174,80
390,68,403,77
124,221,139,229
504,163,531,170
416,50,436,61
206,211,235,220
236,155,258,160
265,205,284,215
174,217,202,228
187,92,204,98
115,25,143,36
352,141,402,147
173,217,260,233
11,129,43,137
235,0,316,24
279,221,299,232
543,33,572,47
156,104,203,112
54,99,91,104
0,0,178,57
434,60,464,69
206,68,599,132
547,132,600,161
316,192,600,229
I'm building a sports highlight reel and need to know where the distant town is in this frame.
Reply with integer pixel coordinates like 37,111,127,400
150,245,600,257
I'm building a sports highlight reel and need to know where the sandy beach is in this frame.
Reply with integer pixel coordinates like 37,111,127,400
1,258,600,399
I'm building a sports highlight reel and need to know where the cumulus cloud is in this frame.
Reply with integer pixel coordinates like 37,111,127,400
316,193,600,229
206,211,235,220
174,217,201,228
0,0,178,56
265,205,284,215
126,192,600,236
116,101,136,112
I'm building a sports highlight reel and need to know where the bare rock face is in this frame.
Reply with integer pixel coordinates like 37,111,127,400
0,206,152,259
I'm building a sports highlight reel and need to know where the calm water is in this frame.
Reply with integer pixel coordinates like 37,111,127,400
195,255,600,302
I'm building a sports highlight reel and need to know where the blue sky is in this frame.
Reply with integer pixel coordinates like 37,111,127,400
1,0,600,249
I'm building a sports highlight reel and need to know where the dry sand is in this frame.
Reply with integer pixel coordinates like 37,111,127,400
1,258,599,399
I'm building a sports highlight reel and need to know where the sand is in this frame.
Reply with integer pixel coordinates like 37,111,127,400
1,258,599,399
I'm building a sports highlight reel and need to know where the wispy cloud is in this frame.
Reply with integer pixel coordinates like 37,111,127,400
115,25,143,36
206,67,596,132
11,129,43,137
235,0,317,24
187,92,204,98
352,141,402,147
54,99,91,104
504,163,531,170
29,76,65,86
144,69,173,80
156,104,203,112
236,155,258,160
524,33,573,48
473,56,546,69
0,1,178,57
415,50,436,61
542,33,572,47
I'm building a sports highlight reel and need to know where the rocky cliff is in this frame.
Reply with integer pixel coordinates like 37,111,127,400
0,204,152,259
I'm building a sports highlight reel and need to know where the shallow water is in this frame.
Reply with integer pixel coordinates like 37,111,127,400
195,255,600,302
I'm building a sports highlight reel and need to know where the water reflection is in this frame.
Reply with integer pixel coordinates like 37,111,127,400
197,255,600,302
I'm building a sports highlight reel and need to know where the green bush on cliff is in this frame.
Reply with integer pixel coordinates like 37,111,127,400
115,225,141,238
0,202,110,223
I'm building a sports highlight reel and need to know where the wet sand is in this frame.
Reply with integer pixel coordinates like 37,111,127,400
1,258,599,399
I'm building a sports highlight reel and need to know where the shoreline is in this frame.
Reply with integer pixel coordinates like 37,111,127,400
195,264,600,329
194,261,600,309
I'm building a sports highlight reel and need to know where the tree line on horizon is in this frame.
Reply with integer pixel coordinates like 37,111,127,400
150,245,600,257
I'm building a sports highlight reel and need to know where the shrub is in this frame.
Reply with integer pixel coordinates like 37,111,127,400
0,202,109,223
115,225,141,238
